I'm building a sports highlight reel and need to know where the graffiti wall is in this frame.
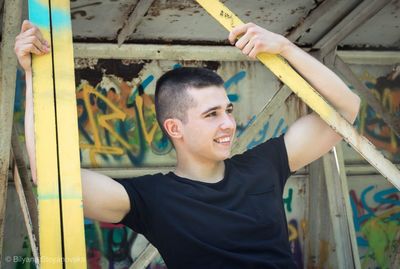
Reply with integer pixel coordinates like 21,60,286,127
74,60,176,168
343,64,400,163
284,177,308,269
74,59,283,167
13,59,280,168
348,176,400,269
342,63,400,269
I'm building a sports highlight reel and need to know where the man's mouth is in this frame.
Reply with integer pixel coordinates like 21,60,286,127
213,136,231,144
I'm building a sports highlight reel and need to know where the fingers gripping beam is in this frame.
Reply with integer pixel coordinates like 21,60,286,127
196,0,400,191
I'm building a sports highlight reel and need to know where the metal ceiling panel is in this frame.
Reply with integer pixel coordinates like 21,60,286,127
1,0,399,48
70,0,137,40
296,0,360,45
340,0,400,48
111,0,318,43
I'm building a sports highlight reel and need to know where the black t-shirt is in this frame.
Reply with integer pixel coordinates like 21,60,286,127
116,135,297,269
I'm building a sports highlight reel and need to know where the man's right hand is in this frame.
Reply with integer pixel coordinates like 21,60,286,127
14,20,50,72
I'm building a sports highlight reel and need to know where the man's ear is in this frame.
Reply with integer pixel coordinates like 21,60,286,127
164,118,183,139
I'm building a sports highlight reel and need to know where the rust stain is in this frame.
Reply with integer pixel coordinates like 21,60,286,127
306,239,331,269
147,0,199,17
301,219,308,238
318,240,330,268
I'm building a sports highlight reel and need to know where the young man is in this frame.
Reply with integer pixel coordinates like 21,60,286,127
15,20,360,268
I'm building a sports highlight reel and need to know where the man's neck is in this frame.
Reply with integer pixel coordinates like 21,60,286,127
174,157,225,184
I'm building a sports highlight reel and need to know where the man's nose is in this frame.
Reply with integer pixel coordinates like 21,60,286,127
220,113,236,130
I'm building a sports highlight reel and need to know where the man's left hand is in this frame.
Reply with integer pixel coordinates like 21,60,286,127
228,23,292,58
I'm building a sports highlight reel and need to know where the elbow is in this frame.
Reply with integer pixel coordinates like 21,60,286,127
348,94,361,124
30,166,38,185
352,94,361,124
27,152,38,185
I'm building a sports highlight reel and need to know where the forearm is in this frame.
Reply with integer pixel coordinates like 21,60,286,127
24,70,37,184
280,43,360,123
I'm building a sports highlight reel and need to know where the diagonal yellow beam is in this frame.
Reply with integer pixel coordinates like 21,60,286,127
196,0,400,191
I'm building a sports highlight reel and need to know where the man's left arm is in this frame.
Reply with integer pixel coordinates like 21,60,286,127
229,23,361,172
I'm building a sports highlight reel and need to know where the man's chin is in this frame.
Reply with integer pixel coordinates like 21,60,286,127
216,150,232,160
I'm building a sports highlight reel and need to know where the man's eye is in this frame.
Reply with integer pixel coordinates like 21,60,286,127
206,111,217,117
227,108,233,114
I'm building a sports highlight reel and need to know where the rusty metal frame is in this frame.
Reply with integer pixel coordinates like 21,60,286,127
73,42,399,63
313,0,391,58
0,0,22,263
4,1,398,268
286,0,338,42
11,126,39,247
334,56,400,137
117,0,156,46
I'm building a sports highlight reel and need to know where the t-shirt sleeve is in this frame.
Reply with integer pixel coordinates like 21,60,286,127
113,178,148,235
234,134,293,190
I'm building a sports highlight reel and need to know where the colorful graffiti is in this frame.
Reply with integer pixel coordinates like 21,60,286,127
285,186,306,268
346,66,400,268
75,60,250,167
284,180,307,269
356,69,400,162
84,219,166,269
349,180,400,269
245,117,288,150
75,59,174,167
76,78,172,167
13,61,249,167
289,219,305,269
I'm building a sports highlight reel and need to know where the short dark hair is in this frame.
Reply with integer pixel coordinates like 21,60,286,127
155,67,224,136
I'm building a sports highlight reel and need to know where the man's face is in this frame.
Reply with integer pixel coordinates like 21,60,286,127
180,86,236,162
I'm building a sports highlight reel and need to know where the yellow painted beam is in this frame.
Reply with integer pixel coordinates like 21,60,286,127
29,0,63,267
29,0,87,267
196,0,400,191
50,0,87,268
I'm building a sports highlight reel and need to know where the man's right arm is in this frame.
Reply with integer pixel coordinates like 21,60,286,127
15,20,130,223
80,169,130,223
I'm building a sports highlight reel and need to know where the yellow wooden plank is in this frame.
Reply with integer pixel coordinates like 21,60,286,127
50,0,87,268
28,0,63,267
195,0,400,191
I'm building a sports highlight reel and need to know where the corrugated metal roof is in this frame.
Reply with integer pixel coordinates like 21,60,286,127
1,0,399,49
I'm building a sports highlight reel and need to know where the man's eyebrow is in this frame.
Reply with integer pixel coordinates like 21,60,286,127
201,103,233,115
